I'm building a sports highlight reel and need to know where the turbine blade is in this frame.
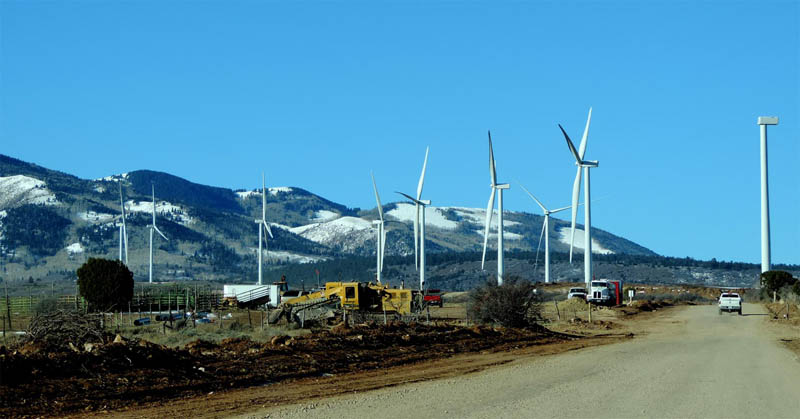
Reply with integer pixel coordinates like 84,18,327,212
263,222,273,239
518,183,547,212
488,131,497,187
371,172,384,222
380,223,386,272
151,184,156,226
578,107,592,159
262,173,266,222
155,226,168,241
559,124,582,163
396,191,423,206
569,167,581,263
534,218,546,272
119,183,126,218
481,188,496,270
416,147,429,200
551,205,573,213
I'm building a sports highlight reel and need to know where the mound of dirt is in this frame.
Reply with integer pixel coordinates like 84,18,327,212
0,322,573,417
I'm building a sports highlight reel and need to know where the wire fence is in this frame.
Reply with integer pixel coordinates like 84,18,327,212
1,284,224,333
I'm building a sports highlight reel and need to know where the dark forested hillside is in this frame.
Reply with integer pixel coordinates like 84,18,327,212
126,170,242,213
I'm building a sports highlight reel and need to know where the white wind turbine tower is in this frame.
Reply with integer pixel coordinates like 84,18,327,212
255,173,274,286
558,108,597,287
148,184,168,283
482,132,510,286
396,147,430,291
518,184,575,284
371,172,386,284
118,183,129,265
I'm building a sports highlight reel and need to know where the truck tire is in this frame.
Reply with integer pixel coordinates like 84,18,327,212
738,309,742,315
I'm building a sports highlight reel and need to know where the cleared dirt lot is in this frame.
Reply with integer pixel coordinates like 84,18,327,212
236,303,800,419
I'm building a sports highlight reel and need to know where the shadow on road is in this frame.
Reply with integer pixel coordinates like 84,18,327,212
742,313,769,317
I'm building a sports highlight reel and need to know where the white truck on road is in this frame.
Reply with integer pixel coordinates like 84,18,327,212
718,292,742,315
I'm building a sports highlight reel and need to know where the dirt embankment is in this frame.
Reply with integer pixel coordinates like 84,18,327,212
0,322,586,418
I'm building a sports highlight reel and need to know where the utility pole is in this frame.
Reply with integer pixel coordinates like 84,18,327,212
758,116,778,273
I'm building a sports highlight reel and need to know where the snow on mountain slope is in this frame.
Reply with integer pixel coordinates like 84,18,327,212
475,230,524,241
236,187,294,199
235,190,258,200
94,173,129,182
558,227,614,254
125,200,194,225
256,250,328,264
66,243,84,254
0,175,59,209
446,206,520,228
311,210,339,222
79,211,115,224
289,216,374,253
386,203,459,229
269,187,293,195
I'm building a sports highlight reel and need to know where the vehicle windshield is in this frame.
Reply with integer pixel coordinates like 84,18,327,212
721,293,738,298
569,289,586,293
591,282,608,288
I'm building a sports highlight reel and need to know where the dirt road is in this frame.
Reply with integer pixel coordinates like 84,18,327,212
241,304,800,418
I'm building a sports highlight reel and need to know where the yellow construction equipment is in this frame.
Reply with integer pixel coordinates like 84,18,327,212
270,281,413,325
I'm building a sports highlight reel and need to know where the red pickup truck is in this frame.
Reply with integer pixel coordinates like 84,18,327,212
423,289,444,307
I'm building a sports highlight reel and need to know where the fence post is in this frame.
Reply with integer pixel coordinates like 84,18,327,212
5,284,11,332
588,302,593,323
553,299,561,321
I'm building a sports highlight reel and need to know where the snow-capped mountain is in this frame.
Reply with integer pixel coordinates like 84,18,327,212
0,153,655,284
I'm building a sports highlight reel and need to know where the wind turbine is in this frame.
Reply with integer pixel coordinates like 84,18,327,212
518,184,575,284
255,173,274,286
396,147,430,291
482,132,510,286
148,184,168,283
118,183,129,265
371,172,386,284
558,108,597,287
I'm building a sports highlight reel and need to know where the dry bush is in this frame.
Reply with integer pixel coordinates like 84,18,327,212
467,277,541,328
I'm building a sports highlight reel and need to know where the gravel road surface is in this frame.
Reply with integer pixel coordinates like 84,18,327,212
241,303,800,419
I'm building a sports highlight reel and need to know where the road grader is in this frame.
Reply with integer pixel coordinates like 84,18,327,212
268,281,421,326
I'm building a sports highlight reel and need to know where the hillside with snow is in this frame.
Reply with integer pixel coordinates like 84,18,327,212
0,153,658,285
0,175,59,210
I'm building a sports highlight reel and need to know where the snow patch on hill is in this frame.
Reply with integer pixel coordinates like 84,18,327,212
236,190,258,200
447,207,520,228
475,230,524,241
290,216,374,252
386,203,459,230
125,200,194,226
254,250,328,264
79,211,115,223
95,173,129,182
311,210,339,222
269,187,293,196
66,243,84,254
558,228,614,254
0,175,59,209
236,187,293,199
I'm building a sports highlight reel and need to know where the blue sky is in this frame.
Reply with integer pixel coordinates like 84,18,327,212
1,1,798,264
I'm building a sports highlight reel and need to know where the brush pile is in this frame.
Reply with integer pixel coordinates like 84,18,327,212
24,310,109,352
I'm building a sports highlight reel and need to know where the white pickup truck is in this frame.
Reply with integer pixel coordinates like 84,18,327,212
718,292,742,315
